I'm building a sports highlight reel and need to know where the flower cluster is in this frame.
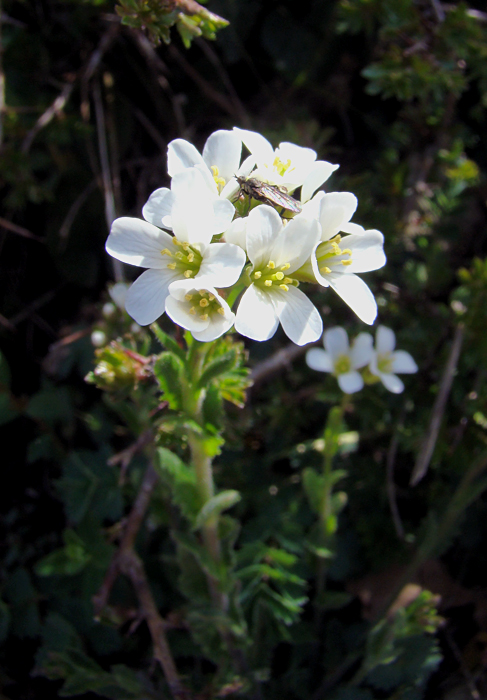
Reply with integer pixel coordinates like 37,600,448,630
106,128,386,345
306,325,418,394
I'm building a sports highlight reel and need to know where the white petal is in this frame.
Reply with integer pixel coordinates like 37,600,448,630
270,217,321,272
376,326,396,354
306,348,333,373
345,230,386,273
392,350,418,374
167,139,205,176
109,282,129,309
338,371,364,394
328,273,378,325
193,163,219,196
274,286,323,345
198,243,246,288
220,176,241,200
125,268,177,325
350,332,374,368
165,295,210,332
170,169,215,244
234,128,274,165
246,206,283,269
301,161,339,203
341,222,365,235
236,154,256,178
277,142,317,166
106,217,173,269
223,217,247,250
211,198,237,233
299,190,326,221
323,326,349,358
380,373,404,394
318,192,358,241
203,130,242,183
142,188,174,228
235,285,279,341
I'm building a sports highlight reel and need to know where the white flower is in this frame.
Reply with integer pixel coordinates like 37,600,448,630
306,326,373,393
165,280,235,342
105,171,246,326
166,129,254,200
369,326,418,393
234,127,339,202
234,206,323,345
142,167,235,237
300,191,365,237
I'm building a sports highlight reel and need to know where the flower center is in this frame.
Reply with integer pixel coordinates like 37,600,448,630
334,354,351,375
251,260,299,292
161,238,203,279
377,354,393,373
210,165,226,193
315,234,353,276
184,289,226,321
272,156,292,177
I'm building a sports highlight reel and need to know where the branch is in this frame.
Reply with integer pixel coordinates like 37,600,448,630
250,342,310,386
21,82,75,153
410,323,465,486
0,216,44,242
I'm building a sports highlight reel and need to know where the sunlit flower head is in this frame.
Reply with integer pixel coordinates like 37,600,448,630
234,127,339,203
306,326,373,393
369,326,418,393
234,206,322,346
165,280,235,342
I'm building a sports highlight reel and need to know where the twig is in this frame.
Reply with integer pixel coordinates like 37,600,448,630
93,78,124,282
386,405,406,539
410,323,465,486
21,82,75,153
430,0,446,23
0,216,44,242
93,461,189,699
251,343,311,386
7,288,58,327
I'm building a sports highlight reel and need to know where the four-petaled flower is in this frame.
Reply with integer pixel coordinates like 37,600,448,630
165,280,235,342
306,326,373,393
235,206,323,345
234,127,339,203
369,326,418,393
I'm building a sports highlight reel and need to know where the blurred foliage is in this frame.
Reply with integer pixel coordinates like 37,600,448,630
3,0,487,698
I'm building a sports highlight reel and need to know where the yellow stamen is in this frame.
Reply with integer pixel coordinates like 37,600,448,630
173,238,182,246
280,284,289,291
211,165,220,177
167,262,176,270
187,253,194,263
217,307,225,315
254,271,262,279
200,313,208,321
267,261,276,269
283,277,293,284
320,266,332,274
342,260,353,266
198,290,206,296
332,243,341,254
184,270,193,278
185,294,193,301
189,307,196,315
342,248,352,256
199,299,209,307
161,248,172,256
274,271,284,281
280,263,291,271
264,280,273,287
208,293,215,301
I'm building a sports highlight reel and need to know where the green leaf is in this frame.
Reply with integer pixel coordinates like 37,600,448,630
26,385,74,425
302,467,325,514
155,447,201,521
202,383,224,430
194,490,241,530
150,323,186,360
154,351,184,409
196,349,238,389
35,529,91,577
315,590,352,611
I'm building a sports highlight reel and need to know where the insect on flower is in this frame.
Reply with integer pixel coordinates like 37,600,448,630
235,175,302,214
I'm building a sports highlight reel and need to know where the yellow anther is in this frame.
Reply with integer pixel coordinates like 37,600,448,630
182,243,190,251
184,270,193,278
200,313,208,321
185,293,193,301
279,284,289,291
264,279,273,287
333,235,342,244
208,293,215,301
187,252,194,263
254,271,262,279
274,271,284,280
217,307,225,315
167,262,177,270
267,261,276,269
198,290,206,296
280,263,291,271
189,306,196,315
199,298,209,307
173,238,182,246
211,165,220,177
174,252,185,261
161,248,172,256
342,259,353,266
342,248,352,256
320,266,332,274
331,243,341,254
283,277,293,284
